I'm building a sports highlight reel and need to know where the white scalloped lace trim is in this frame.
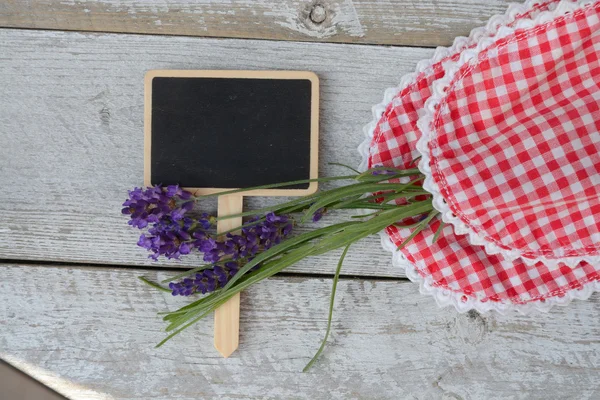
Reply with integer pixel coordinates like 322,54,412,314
379,231,600,314
358,0,600,313
416,0,600,270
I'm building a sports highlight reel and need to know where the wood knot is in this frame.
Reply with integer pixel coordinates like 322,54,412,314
448,310,488,345
309,4,327,24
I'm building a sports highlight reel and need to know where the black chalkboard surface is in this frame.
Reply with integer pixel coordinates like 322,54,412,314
144,70,319,196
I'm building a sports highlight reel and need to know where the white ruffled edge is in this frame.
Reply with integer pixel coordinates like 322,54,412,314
358,0,600,313
379,231,600,314
416,0,600,270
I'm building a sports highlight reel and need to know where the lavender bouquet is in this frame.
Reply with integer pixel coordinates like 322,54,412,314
123,164,440,370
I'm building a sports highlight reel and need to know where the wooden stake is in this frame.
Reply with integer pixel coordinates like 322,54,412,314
214,194,243,358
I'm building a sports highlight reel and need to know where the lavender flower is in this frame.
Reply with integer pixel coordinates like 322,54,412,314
171,201,194,221
190,212,294,264
312,208,326,222
197,213,213,230
123,185,212,260
167,212,295,296
124,186,299,293
136,218,194,260
372,169,398,176
165,185,192,200
122,185,193,229
239,212,293,251
169,261,240,296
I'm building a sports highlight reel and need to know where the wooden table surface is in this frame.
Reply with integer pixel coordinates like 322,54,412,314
0,1,598,399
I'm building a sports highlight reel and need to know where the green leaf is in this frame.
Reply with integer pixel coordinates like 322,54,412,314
138,276,171,293
301,182,419,224
155,294,232,348
165,298,222,331
194,174,358,200
224,221,360,290
350,211,381,219
356,167,421,182
431,220,445,244
397,210,439,250
303,244,350,372
409,155,422,166
311,201,433,256
332,190,430,211
163,242,319,334
328,162,360,174
161,264,218,284
161,291,221,319
326,176,426,211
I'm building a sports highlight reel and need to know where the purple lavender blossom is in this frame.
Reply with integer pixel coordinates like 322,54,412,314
165,184,192,200
122,185,194,229
239,213,293,250
167,213,295,296
197,213,213,230
372,169,398,176
123,185,210,260
191,212,294,263
138,218,195,260
168,261,240,296
171,201,194,221
124,186,296,289
192,236,222,263
312,208,326,222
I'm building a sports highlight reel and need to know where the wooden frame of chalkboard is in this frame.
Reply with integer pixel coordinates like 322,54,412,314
144,70,319,196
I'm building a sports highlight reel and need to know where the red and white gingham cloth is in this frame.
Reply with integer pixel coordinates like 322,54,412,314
365,0,600,311
418,1,600,268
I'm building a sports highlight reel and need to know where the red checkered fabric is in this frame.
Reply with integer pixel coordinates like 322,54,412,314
368,0,600,306
427,3,600,263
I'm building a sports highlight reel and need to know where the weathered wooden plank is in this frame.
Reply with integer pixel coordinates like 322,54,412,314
0,0,519,47
1,263,599,399
0,28,435,277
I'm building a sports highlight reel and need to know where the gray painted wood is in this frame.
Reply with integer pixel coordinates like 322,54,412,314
1,263,599,400
0,28,438,278
0,0,520,47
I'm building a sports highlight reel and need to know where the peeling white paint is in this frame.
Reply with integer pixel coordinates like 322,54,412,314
7,0,520,45
334,0,366,38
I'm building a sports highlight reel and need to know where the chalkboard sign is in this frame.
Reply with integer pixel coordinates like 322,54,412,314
143,70,319,357
144,70,319,196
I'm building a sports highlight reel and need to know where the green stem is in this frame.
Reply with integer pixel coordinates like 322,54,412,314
138,276,171,293
397,210,439,250
303,244,350,372
193,174,358,200
160,264,218,284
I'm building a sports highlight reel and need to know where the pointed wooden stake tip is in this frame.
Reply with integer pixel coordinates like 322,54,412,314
214,292,240,358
